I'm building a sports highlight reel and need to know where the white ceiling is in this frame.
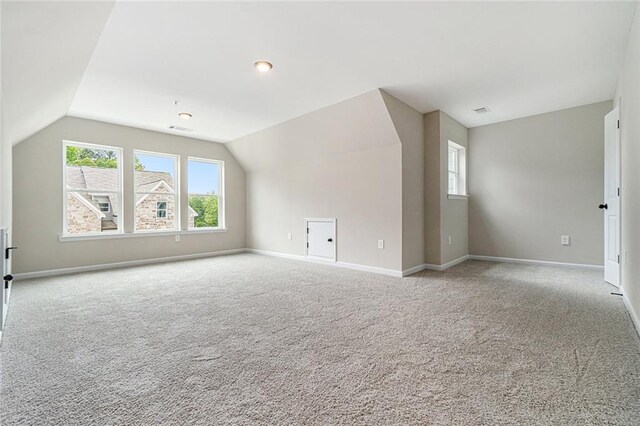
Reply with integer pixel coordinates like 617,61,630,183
4,1,637,144
2,1,114,145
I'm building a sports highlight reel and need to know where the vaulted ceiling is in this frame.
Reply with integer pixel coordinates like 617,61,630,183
3,1,637,145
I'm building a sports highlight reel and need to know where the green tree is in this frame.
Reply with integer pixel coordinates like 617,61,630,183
66,146,119,169
189,195,218,228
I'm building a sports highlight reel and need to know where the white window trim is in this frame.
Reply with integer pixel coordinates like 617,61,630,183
58,228,229,242
187,156,225,230
133,149,180,232
447,140,467,196
62,140,123,236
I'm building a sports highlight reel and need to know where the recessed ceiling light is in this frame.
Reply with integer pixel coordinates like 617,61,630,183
254,60,273,72
178,112,192,119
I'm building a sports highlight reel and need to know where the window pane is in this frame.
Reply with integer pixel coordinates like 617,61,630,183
448,171,457,194
188,160,220,195
66,191,120,234
188,159,222,229
134,152,177,194
136,194,176,231
188,195,219,228
65,143,121,234
134,152,178,231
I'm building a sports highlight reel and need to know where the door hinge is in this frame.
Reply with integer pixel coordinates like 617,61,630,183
618,187,620,197
618,254,620,264
306,227,309,233
306,242,309,248
617,120,620,129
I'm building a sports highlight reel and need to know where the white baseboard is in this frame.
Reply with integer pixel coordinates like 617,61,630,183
247,248,403,277
13,248,247,281
622,290,640,338
404,255,471,275
469,255,604,270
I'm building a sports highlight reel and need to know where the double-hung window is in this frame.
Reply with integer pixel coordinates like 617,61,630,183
187,157,224,229
134,150,179,232
63,141,123,235
448,141,467,196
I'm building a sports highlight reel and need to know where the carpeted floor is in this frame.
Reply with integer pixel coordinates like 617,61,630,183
1,254,639,425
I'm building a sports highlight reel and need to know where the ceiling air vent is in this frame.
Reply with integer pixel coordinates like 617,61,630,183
169,125,194,132
473,107,490,114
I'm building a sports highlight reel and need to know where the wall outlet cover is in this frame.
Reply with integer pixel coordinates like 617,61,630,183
378,239,384,249
287,232,292,240
561,235,570,246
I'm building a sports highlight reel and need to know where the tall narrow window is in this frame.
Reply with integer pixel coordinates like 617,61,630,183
448,141,466,196
64,141,122,235
134,151,179,232
188,158,224,229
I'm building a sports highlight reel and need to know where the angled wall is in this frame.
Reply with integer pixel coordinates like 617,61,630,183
380,91,425,271
227,90,405,272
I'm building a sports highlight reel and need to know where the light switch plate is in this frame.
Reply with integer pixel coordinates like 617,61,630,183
287,232,292,240
561,235,570,246
378,239,384,249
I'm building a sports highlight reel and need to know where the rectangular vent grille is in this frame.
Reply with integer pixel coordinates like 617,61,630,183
474,107,490,114
169,125,193,132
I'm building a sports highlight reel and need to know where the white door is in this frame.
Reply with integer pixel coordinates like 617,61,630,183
603,108,620,287
306,219,336,261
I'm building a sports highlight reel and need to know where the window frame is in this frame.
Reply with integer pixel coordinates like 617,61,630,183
133,149,180,233
187,156,225,230
447,140,467,197
62,140,124,237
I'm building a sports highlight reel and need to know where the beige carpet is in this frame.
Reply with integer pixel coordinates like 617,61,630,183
1,254,639,425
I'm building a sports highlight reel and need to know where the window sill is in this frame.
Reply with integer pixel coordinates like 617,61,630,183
59,228,228,242
447,194,469,200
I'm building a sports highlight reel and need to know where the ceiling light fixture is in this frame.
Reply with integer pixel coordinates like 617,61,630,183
178,112,192,119
254,60,273,72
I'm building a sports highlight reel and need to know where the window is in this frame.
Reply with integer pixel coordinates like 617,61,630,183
156,201,167,218
64,141,122,235
134,150,179,232
448,141,466,196
187,157,224,229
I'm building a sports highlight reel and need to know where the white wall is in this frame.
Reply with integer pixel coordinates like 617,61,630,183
381,91,425,270
616,7,640,324
0,0,11,242
469,101,612,266
227,90,405,271
12,116,246,274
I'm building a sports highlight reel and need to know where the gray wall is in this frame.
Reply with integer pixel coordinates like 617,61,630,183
468,101,611,265
227,90,405,271
12,116,246,273
381,91,425,270
440,112,469,264
424,110,469,266
616,8,640,325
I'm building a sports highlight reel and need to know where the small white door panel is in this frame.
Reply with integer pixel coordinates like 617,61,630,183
306,219,336,261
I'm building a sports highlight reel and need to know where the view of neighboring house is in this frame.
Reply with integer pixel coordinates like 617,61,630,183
66,166,197,233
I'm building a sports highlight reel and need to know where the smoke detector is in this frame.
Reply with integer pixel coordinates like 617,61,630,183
169,125,193,132
473,107,490,114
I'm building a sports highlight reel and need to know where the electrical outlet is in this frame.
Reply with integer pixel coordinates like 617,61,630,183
378,239,384,249
448,235,452,245
287,232,292,240
560,235,570,246
175,234,180,242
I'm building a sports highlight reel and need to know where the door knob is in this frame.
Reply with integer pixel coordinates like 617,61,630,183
599,204,608,210
327,238,333,242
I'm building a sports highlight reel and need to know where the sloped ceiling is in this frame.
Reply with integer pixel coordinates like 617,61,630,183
2,1,637,145
2,1,115,145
